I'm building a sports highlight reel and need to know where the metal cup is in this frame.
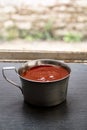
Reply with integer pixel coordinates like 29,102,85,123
2,59,71,107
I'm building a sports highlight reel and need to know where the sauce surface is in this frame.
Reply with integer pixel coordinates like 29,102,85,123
21,65,69,82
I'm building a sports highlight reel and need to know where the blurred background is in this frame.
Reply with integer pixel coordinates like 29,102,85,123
0,0,87,42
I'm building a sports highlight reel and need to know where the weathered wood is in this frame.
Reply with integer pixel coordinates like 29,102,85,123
0,51,87,61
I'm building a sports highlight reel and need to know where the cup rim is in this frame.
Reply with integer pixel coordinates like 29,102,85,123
18,59,71,83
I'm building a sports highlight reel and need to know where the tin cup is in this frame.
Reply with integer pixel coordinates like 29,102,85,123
2,59,71,107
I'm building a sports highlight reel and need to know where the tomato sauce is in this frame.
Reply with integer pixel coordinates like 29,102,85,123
21,65,69,82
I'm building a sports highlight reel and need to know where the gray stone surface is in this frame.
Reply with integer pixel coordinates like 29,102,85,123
0,0,87,39
0,40,87,61
0,40,86,52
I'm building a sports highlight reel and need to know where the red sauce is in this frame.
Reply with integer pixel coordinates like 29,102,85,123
21,65,69,82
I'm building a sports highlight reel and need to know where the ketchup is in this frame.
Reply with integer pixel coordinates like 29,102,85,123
21,65,69,82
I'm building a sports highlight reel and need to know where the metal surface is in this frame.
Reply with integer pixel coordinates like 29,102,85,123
2,59,71,107
2,67,23,92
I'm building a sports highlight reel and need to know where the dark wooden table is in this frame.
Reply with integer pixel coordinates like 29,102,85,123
0,62,87,130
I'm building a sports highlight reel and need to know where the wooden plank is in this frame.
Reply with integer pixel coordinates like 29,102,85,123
0,51,87,61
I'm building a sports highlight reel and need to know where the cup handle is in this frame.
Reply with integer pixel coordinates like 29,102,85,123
2,67,23,93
